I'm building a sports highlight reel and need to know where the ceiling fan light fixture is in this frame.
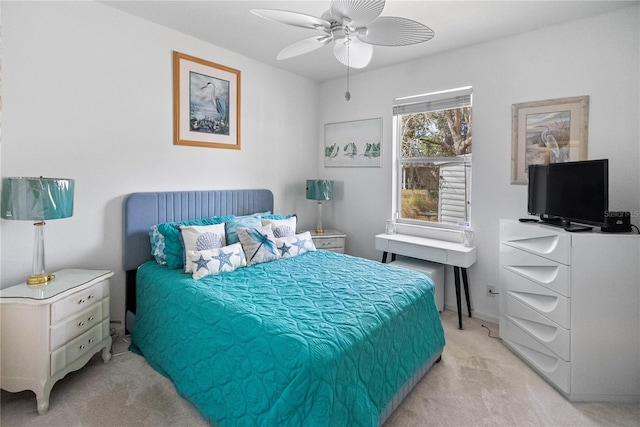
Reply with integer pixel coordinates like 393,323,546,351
252,0,434,78
333,38,372,69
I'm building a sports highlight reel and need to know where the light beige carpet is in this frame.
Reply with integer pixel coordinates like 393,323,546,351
2,310,638,426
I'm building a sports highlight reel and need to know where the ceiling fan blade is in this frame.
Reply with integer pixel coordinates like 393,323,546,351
330,0,385,27
251,9,330,30
277,35,333,60
358,16,435,46
333,38,373,69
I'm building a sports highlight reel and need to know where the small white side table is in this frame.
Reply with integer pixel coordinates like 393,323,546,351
375,233,477,329
0,269,113,414
308,229,346,253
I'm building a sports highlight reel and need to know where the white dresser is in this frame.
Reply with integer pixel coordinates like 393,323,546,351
0,269,113,414
499,220,640,402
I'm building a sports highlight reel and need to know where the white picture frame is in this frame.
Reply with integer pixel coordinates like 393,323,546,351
324,118,382,167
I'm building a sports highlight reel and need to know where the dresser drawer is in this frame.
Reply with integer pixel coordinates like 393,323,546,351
500,315,570,394
501,294,570,361
51,280,109,324
500,268,570,328
500,245,571,297
50,320,108,376
500,221,571,264
50,297,109,350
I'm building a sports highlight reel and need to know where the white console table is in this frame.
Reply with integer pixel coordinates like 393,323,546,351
375,233,477,329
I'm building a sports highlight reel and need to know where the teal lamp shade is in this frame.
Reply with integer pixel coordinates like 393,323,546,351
306,180,334,201
1,177,75,285
306,180,334,234
2,177,74,221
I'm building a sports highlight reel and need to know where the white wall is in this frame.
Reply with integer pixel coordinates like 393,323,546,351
0,1,321,327
318,6,640,322
2,2,638,327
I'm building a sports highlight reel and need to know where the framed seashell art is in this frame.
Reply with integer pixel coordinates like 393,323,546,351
173,51,241,149
324,117,382,167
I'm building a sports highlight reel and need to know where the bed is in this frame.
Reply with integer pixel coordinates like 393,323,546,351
123,189,445,426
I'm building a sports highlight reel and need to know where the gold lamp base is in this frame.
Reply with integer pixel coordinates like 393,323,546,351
27,273,55,286
315,228,324,234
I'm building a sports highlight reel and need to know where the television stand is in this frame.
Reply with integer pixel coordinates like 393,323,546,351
500,219,640,401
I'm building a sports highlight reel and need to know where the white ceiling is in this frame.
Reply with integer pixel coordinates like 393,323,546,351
101,1,637,82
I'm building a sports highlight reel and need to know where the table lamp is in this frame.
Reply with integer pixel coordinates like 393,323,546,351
1,177,75,285
306,179,334,234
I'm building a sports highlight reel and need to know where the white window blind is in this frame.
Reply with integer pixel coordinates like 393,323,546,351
393,86,472,116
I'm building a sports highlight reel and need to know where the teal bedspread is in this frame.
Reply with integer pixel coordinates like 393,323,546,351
131,251,445,426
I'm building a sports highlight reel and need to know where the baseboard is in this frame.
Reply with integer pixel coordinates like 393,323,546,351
442,304,499,325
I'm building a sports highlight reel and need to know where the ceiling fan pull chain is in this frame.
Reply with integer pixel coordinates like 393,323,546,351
345,35,351,101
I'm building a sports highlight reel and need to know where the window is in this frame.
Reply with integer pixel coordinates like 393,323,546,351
393,87,472,228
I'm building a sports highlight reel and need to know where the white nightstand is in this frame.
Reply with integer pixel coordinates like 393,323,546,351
0,269,113,414
308,229,346,253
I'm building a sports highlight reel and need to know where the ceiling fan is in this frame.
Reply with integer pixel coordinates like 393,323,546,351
251,0,435,71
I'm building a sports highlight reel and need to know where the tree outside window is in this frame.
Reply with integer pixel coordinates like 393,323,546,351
395,90,472,226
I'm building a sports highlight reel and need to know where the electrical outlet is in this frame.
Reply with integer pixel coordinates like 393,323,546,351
487,285,497,297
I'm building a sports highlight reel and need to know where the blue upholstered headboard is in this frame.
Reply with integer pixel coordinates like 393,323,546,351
122,189,274,331
123,189,274,271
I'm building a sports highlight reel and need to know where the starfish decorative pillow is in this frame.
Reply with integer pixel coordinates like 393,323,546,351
275,232,316,259
187,242,247,279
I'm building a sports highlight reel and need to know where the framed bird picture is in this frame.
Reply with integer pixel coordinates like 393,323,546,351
511,95,589,184
173,51,241,149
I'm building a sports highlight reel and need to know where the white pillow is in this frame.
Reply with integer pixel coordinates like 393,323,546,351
180,224,226,273
261,217,297,238
275,231,316,259
237,224,280,266
188,243,246,279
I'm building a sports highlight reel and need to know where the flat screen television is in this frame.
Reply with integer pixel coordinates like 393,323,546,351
528,159,608,231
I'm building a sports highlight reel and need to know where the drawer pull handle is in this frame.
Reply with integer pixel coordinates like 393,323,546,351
88,295,95,300
89,338,95,344
78,299,85,304
78,321,85,327
88,316,94,321
79,345,86,350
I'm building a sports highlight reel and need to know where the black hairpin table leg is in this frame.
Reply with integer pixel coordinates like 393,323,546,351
454,266,472,329
381,252,397,264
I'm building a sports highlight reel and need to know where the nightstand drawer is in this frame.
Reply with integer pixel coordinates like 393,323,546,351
50,320,107,376
50,297,108,350
308,230,346,254
314,237,343,249
51,280,109,324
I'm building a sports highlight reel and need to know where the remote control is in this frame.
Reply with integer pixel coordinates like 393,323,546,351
518,218,539,223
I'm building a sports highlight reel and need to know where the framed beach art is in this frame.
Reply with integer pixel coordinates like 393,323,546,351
325,118,382,167
173,51,241,149
511,95,589,184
